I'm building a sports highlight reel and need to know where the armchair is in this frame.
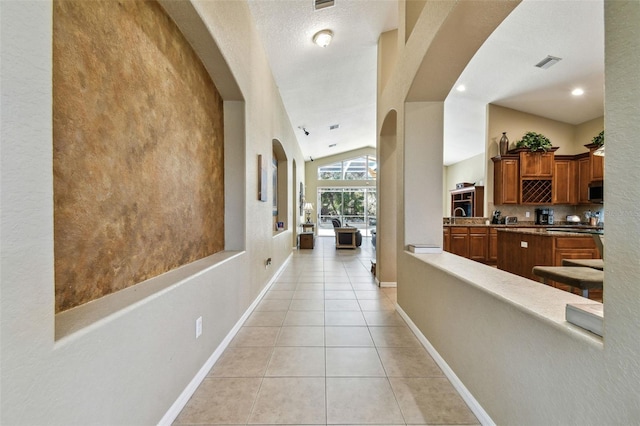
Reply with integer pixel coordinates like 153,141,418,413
331,218,362,248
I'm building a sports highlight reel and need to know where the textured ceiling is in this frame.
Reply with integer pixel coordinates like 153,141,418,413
247,0,604,164
247,0,397,161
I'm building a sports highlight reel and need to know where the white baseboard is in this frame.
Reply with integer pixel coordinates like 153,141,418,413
396,305,495,426
378,281,397,288
158,254,292,426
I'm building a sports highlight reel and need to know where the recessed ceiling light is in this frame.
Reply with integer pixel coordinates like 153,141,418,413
572,88,585,96
456,84,466,92
313,29,333,48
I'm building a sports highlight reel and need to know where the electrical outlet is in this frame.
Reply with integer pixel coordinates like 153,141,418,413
521,241,528,248
195,316,202,339
525,211,530,218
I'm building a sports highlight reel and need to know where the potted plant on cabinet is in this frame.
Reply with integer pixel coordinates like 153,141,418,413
591,130,604,146
514,131,553,152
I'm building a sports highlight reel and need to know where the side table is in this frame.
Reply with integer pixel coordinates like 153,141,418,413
301,222,315,233
299,232,315,249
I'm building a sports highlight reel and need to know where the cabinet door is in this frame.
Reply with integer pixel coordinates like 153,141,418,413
553,159,576,204
488,228,498,263
493,158,519,204
468,227,487,262
590,151,604,181
443,227,450,252
449,228,469,257
577,157,591,204
520,152,554,178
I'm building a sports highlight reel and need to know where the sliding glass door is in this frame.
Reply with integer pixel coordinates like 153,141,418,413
317,187,376,237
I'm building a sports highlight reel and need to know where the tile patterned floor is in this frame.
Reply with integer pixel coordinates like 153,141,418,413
174,236,479,425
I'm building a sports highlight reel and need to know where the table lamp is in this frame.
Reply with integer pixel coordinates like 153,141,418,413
303,202,314,223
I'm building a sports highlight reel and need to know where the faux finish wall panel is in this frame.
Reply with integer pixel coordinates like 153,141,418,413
53,0,224,313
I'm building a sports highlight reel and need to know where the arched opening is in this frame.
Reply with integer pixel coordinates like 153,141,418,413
377,110,398,286
272,139,288,233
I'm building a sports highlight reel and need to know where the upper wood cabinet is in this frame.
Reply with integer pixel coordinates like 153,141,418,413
492,157,519,205
577,155,591,204
553,157,577,205
519,151,555,178
587,143,604,181
493,143,604,206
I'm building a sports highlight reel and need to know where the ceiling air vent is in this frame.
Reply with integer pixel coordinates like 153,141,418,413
314,0,335,10
329,124,340,130
535,55,562,69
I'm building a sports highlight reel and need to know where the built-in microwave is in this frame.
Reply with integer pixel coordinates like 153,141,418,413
588,180,604,203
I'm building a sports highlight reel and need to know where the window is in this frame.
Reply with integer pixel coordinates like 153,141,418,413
317,187,377,237
318,155,377,180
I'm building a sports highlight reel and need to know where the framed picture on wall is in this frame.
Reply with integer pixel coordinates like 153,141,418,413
272,156,278,216
299,182,305,216
258,154,267,202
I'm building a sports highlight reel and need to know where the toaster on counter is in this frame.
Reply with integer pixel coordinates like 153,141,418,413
504,216,518,224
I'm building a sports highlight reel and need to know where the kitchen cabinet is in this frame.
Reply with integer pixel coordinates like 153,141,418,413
488,228,498,263
587,143,604,181
519,151,555,178
577,155,591,204
553,157,577,205
492,157,519,205
450,186,484,217
449,227,469,258
468,227,488,261
443,226,450,252
443,225,491,264
496,229,601,298
519,150,555,205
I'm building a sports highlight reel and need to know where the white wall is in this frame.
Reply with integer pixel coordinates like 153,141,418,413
0,1,305,424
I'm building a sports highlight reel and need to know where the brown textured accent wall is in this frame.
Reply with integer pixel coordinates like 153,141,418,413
53,0,224,313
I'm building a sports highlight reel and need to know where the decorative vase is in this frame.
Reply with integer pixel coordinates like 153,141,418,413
499,132,509,156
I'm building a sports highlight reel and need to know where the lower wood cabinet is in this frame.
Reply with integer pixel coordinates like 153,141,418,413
497,230,600,282
443,227,450,252
488,228,498,263
444,226,491,263
449,227,469,258
468,227,488,261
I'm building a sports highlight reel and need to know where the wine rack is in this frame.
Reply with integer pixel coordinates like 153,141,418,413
521,179,552,204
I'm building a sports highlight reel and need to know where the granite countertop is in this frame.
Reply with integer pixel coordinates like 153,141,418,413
443,221,602,229
495,227,604,237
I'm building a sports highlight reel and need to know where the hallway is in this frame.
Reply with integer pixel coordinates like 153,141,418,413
174,237,478,425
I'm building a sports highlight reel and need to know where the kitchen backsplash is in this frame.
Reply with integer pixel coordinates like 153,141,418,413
487,202,604,225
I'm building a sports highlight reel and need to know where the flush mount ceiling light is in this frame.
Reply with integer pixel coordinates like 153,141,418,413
535,55,562,69
572,88,585,96
313,29,333,48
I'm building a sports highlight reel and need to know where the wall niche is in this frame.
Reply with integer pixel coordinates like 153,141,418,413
53,0,225,313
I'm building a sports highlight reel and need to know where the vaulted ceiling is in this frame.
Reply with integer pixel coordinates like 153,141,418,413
247,0,604,165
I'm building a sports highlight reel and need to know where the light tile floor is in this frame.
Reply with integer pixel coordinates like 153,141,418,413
174,236,479,425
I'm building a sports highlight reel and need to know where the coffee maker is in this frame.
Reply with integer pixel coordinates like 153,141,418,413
535,208,554,225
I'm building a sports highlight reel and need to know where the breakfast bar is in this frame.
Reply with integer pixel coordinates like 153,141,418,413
496,227,603,299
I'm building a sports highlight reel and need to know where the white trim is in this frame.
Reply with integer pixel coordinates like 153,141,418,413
396,304,495,426
158,254,292,426
378,281,397,288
